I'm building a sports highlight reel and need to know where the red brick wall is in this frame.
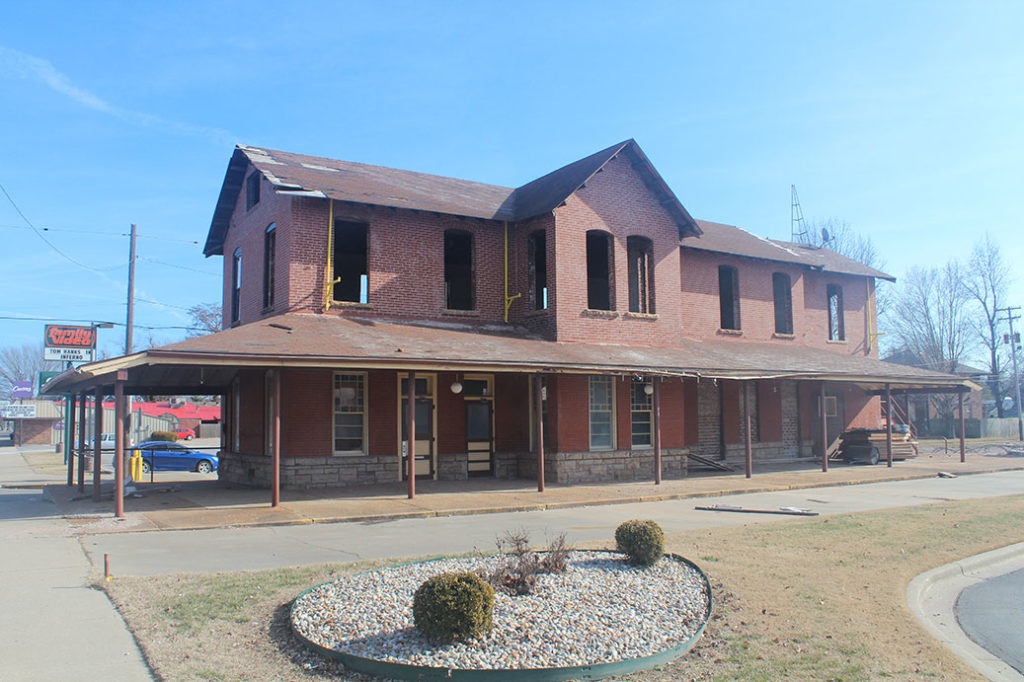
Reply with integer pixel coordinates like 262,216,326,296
658,379,686,449
368,370,397,456
436,371,465,455
495,373,530,452
550,374,589,452
683,378,699,445
18,419,56,445
720,380,742,444
679,248,875,357
842,387,881,429
280,369,331,458
237,369,267,455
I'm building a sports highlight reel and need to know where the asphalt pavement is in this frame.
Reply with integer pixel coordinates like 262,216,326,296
958,566,1024,676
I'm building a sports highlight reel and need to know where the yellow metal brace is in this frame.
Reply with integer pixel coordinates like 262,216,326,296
503,222,521,323
324,199,340,312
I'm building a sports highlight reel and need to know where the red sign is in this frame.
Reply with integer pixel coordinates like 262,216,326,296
44,325,96,349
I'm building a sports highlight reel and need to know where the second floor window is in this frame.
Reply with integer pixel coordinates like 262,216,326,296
627,236,654,314
263,223,276,310
444,230,475,310
586,230,614,311
718,265,740,330
333,220,368,304
246,172,260,210
772,272,793,334
527,230,548,310
827,284,845,340
231,248,241,324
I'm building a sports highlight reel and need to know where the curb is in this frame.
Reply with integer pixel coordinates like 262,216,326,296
907,542,1024,681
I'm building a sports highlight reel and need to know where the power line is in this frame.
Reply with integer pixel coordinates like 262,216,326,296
0,222,202,244
138,256,219,276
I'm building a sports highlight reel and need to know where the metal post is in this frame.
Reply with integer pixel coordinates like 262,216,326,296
820,382,828,472
653,378,663,485
959,390,966,463
77,392,86,491
272,370,281,507
535,374,545,492
407,371,416,500
114,373,125,518
64,394,75,486
885,383,893,468
92,388,103,502
743,382,753,479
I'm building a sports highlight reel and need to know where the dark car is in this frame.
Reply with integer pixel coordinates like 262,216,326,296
133,441,218,474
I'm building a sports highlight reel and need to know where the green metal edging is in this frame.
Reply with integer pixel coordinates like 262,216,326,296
290,551,712,681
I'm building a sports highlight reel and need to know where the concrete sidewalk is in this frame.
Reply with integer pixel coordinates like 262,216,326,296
38,443,1024,535
0,450,151,681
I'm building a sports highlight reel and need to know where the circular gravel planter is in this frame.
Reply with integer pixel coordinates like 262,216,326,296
291,550,712,681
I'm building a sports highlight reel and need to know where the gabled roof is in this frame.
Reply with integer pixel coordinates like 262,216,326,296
204,140,701,256
685,220,895,282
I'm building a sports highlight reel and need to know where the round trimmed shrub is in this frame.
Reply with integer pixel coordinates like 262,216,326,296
615,519,665,567
413,571,495,644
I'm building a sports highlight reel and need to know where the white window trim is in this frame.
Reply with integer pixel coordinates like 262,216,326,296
333,371,368,456
630,378,654,450
589,375,616,451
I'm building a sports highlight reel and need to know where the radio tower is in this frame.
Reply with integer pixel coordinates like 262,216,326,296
791,185,810,244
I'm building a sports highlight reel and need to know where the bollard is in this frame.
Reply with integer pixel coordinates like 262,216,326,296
104,553,112,582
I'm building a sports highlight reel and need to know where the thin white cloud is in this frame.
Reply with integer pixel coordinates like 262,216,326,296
0,45,234,145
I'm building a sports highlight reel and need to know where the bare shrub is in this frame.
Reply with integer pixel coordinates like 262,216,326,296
478,529,573,596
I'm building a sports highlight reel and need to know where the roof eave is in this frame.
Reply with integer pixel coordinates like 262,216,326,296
203,146,250,257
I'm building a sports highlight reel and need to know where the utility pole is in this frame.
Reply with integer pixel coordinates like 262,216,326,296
998,305,1023,441
124,224,137,450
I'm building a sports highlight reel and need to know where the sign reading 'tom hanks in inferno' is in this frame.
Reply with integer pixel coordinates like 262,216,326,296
44,324,96,363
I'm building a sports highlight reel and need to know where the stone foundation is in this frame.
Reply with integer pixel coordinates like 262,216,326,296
218,451,400,488
437,452,468,481
721,439,815,465
542,448,689,485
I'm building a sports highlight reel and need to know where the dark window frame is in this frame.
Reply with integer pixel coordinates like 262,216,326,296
772,272,793,335
586,230,615,311
231,248,241,325
827,284,845,340
245,172,260,210
527,229,548,311
262,223,276,310
627,236,655,314
718,265,740,330
444,229,475,311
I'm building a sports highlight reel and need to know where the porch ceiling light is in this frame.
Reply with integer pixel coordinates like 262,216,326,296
450,381,463,394
644,383,654,396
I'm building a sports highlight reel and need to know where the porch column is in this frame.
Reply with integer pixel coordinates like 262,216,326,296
535,374,545,492
884,382,892,466
92,387,103,502
114,371,126,518
743,382,753,479
959,390,966,463
65,394,75,487
407,370,416,500
271,369,281,507
653,378,662,485
77,392,87,491
820,381,828,473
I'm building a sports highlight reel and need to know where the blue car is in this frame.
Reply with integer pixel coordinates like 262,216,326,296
133,441,219,474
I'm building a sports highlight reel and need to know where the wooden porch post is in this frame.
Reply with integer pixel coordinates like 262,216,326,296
885,383,893,468
65,394,76,487
820,381,828,472
653,378,663,484
271,369,281,507
407,370,416,500
114,371,126,518
92,387,103,502
77,392,87,491
959,390,966,463
535,374,545,492
743,382,753,479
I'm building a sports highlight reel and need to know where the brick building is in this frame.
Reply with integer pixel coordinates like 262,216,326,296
46,140,970,494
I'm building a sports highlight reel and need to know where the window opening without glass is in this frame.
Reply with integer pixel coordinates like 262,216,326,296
718,265,740,330
333,220,368,304
772,272,793,334
444,230,475,310
527,230,548,310
231,248,241,324
246,172,260,210
263,223,276,310
586,231,614,310
827,284,845,340
627,236,654,314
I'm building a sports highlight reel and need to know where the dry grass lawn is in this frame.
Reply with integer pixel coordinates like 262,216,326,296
104,495,1024,681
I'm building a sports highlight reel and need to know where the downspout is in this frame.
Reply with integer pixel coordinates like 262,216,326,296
503,221,521,323
323,199,340,313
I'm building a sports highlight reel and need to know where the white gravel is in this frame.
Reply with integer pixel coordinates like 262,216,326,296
291,551,710,670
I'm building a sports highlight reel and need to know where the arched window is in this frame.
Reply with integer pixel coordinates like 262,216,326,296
627,236,654,314
231,248,242,324
586,231,614,311
444,230,475,310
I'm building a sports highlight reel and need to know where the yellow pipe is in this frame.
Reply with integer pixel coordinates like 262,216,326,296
323,199,340,313
503,221,521,323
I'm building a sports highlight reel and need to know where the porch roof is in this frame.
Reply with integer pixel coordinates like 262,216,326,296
42,313,975,395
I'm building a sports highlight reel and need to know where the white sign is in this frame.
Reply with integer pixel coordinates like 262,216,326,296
44,347,95,362
2,404,37,419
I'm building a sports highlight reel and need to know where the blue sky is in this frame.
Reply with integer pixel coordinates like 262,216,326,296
1,1,1021,360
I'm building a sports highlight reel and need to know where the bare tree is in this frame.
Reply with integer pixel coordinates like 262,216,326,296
0,344,62,398
961,234,1012,417
885,263,974,434
187,302,222,337
806,218,883,270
